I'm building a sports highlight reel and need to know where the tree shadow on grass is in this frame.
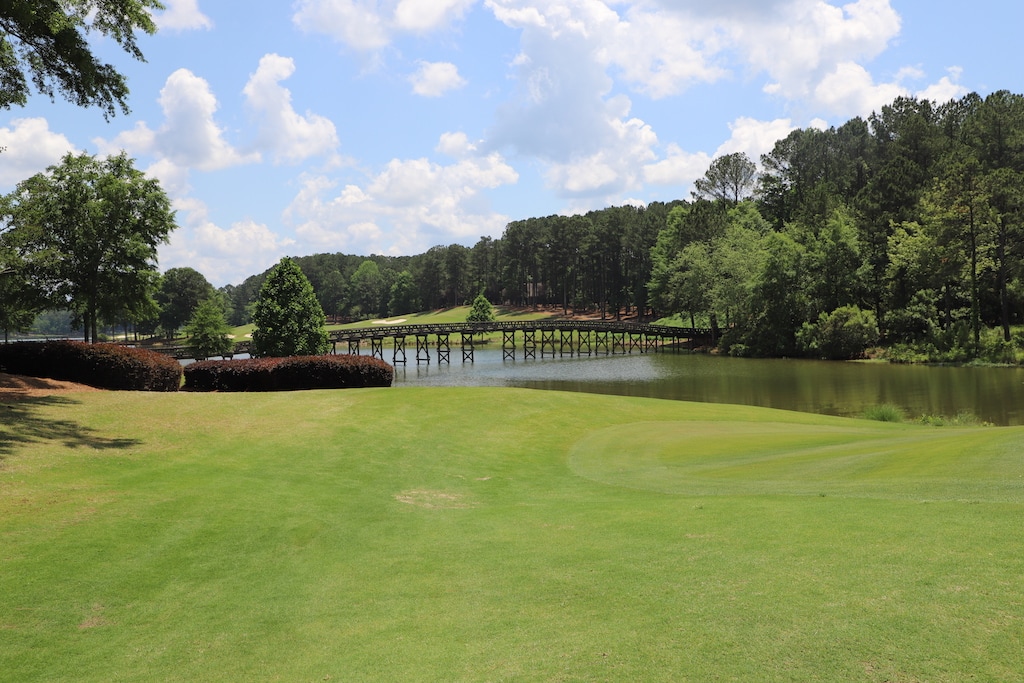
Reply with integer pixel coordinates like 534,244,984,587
0,396,142,460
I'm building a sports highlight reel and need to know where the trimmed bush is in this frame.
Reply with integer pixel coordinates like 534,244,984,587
184,354,393,392
0,341,182,391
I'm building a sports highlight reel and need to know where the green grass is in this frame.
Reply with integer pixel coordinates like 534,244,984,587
224,306,561,340
2,388,1023,681
330,305,561,328
862,403,906,423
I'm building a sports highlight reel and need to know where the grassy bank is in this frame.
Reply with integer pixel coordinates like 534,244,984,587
1,387,1022,681
221,306,562,347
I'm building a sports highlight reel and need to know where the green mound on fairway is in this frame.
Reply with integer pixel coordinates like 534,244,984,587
570,419,1024,501
1,387,1022,681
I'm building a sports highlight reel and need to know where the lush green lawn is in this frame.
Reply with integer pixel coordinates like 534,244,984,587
330,305,559,328
1,387,1022,681
223,306,560,342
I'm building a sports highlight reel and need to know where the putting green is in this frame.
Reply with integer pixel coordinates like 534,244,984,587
568,419,1024,501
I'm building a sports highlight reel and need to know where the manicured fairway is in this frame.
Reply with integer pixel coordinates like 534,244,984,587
1,387,1022,681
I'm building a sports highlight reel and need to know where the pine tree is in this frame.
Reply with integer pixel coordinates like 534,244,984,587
466,292,496,323
185,298,234,359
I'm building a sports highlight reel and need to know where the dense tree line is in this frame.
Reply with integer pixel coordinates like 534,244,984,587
218,91,1024,362
5,88,1023,365
220,202,682,328
672,89,1024,361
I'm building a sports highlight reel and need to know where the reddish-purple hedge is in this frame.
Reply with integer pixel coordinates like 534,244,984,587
0,341,183,391
184,354,393,392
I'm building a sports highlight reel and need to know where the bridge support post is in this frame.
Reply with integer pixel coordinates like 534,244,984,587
371,337,385,360
502,330,516,361
612,332,626,354
629,332,643,354
540,329,556,357
392,336,406,365
560,329,574,357
348,339,361,355
523,329,537,360
416,334,431,364
436,333,450,364
461,332,475,362
595,330,609,355
578,330,591,356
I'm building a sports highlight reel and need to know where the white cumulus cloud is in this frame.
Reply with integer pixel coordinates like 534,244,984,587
284,138,519,255
715,117,797,160
0,118,77,187
154,0,213,31
544,106,659,199
395,0,477,32
916,67,968,105
155,69,260,171
643,144,712,187
97,69,258,172
410,61,468,97
159,198,295,287
293,0,474,51
243,54,341,164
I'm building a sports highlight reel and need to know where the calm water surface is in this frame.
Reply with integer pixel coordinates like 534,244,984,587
392,349,1024,426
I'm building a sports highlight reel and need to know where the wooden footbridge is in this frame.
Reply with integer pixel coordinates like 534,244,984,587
162,320,714,364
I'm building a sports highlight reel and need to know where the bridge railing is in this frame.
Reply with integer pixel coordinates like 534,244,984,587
328,320,712,341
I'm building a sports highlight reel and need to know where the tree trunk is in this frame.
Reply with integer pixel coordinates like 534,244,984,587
998,217,1011,341
968,203,981,354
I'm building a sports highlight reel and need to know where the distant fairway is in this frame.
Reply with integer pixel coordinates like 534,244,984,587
1,387,1022,681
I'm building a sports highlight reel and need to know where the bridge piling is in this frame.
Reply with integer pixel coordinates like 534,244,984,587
560,329,574,357
540,329,556,357
415,334,431,364
371,337,384,360
436,333,450,364
392,336,407,365
502,330,516,361
612,331,626,354
578,330,591,356
523,329,537,360
461,332,475,363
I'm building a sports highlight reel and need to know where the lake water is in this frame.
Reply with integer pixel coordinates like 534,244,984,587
391,348,1024,426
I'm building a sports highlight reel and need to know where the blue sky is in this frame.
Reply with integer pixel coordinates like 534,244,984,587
2,0,1021,286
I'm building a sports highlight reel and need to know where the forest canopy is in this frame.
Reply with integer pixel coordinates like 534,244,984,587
5,90,1024,364
215,91,1024,362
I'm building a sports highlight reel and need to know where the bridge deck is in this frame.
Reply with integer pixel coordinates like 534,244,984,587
157,320,714,363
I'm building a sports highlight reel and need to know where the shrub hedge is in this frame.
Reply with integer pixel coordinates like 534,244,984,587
0,341,183,391
184,354,393,392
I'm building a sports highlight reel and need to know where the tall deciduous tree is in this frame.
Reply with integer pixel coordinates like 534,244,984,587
694,152,757,204
156,266,215,336
1,0,163,117
387,270,419,316
0,151,175,342
349,259,383,318
251,257,328,357
0,247,43,342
